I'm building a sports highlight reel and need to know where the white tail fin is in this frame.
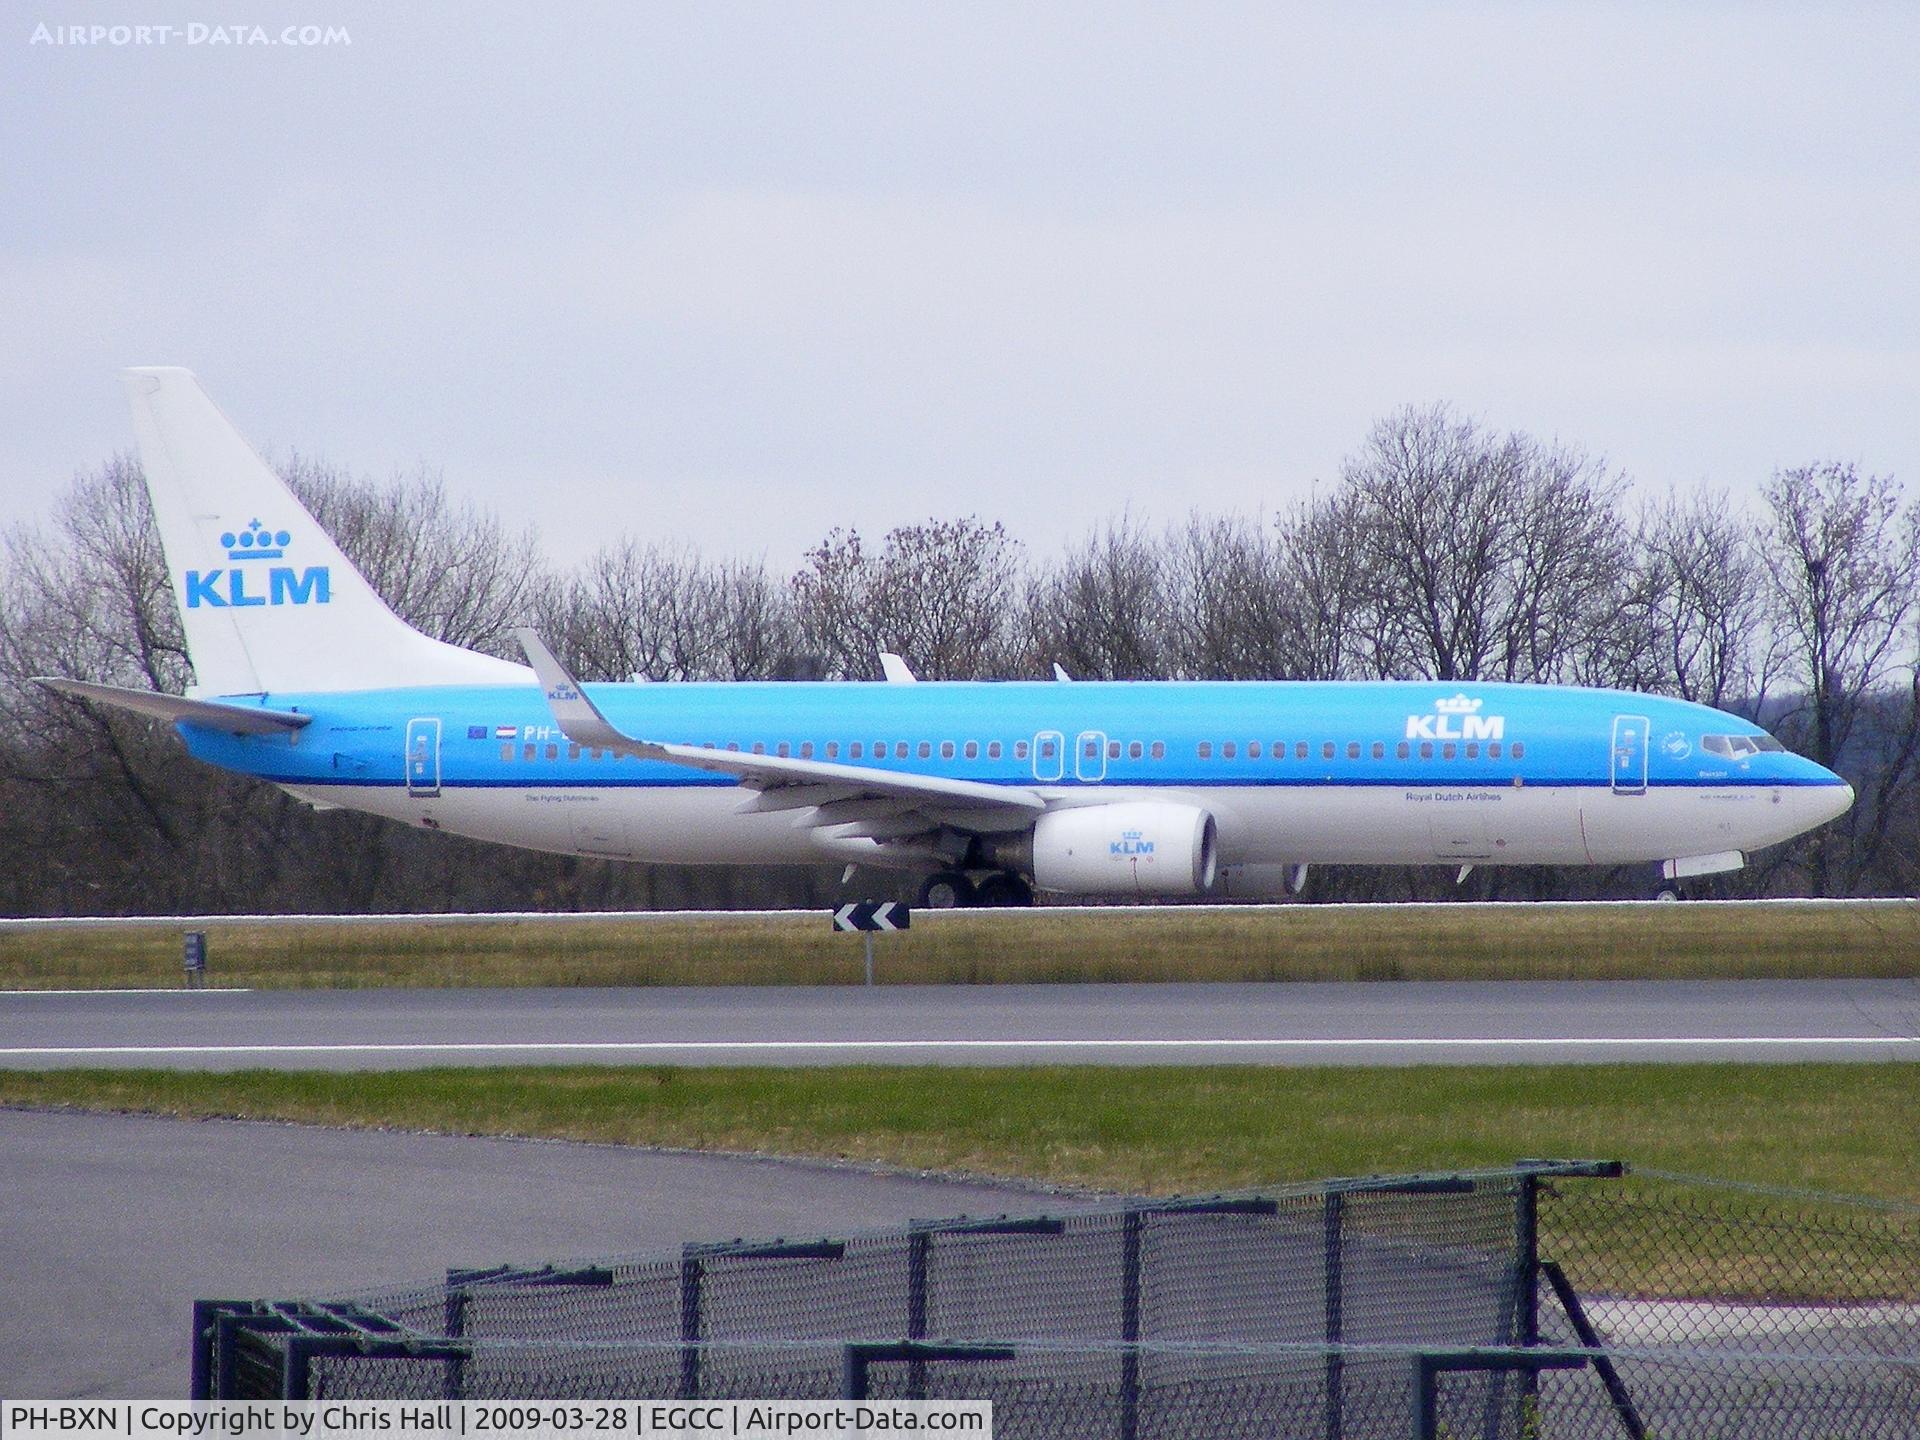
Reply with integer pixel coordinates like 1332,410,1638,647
123,367,532,695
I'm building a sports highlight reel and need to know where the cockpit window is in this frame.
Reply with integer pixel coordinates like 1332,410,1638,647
1702,733,1779,758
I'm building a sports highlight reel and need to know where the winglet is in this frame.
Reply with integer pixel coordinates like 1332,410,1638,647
513,629,655,755
1052,663,1074,683
879,652,918,684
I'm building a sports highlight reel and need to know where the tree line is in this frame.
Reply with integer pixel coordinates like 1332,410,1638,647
1,403,1914,913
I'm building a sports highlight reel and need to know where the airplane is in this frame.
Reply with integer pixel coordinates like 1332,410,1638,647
36,368,1854,907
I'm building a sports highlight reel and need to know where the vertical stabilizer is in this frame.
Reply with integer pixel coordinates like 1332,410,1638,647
123,367,532,695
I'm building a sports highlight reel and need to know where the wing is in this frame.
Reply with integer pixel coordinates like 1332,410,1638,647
514,631,1044,851
34,677,312,735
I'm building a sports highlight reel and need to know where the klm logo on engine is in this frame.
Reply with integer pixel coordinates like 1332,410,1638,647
1405,693,1505,741
183,518,331,609
1111,828,1155,857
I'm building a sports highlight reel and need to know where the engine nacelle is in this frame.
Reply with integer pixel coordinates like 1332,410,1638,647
1026,802,1219,897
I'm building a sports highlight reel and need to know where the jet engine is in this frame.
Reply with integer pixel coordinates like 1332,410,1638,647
990,802,1218,897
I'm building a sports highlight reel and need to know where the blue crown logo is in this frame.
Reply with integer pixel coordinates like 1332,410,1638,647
220,519,290,561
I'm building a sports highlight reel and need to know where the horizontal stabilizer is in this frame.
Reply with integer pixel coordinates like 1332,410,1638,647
34,678,312,735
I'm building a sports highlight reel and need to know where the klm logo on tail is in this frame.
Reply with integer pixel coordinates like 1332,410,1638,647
184,518,331,609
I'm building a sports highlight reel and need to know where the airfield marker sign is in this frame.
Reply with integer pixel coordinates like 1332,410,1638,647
832,902,910,985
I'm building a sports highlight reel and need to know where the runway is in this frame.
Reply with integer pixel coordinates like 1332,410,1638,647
3,979,1915,1068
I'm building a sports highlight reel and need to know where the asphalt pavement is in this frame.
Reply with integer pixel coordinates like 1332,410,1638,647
0,1108,1080,1399
2,979,1915,1068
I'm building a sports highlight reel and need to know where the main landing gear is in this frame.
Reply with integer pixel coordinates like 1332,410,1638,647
918,870,1034,908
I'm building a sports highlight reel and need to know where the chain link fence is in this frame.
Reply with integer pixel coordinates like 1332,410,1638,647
194,1160,1920,1437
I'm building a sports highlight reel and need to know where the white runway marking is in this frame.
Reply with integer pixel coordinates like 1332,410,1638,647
3,1035,1914,1058
0,988,253,996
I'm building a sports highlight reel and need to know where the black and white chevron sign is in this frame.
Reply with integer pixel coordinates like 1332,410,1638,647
832,901,911,932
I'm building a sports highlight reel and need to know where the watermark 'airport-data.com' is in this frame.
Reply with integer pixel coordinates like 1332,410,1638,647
30,22,351,47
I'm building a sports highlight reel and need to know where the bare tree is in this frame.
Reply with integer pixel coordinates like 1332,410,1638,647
792,518,1025,679
1337,404,1632,683
538,541,800,682
283,456,547,656
1622,491,1769,709
1758,462,1915,768
1020,516,1174,680
1756,463,1917,892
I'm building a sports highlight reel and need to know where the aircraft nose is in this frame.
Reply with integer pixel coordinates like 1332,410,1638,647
1812,769,1854,824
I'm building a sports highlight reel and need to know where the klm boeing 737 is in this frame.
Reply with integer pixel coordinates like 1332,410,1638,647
38,369,1853,906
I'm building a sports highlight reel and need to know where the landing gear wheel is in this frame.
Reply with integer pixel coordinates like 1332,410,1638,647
918,871,976,909
973,873,1035,908
1654,885,1687,902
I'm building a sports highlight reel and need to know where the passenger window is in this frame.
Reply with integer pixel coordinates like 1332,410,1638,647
1150,742,1165,759
1488,742,1502,759
849,742,862,758
1198,742,1213,759
1466,743,1479,759
1248,741,1262,759
1108,740,1121,759
1016,740,1029,760
801,742,814,759
726,741,740,752
1223,741,1237,759
1371,742,1384,759
523,743,536,761
567,743,580,760
1129,741,1143,760
1397,741,1410,760
777,742,790,757
941,741,955,759
1295,742,1309,760
989,741,1003,759
826,742,838,759
1039,738,1057,758
1419,742,1434,760
753,742,766,755
965,741,979,759
545,743,558,761
1512,742,1525,759
1084,738,1100,758
500,743,514,762
1347,742,1360,759
896,742,909,759
1442,742,1456,760
1321,742,1335,760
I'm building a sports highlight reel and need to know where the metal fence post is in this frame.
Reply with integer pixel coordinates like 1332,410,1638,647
442,1272,472,1400
679,1248,703,1400
1120,1207,1143,1440
189,1300,240,1400
1324,1190,1345,1440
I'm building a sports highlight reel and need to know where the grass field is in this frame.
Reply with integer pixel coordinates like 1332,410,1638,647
2,901,1916,989
4,1062,1914,1201
6,1063,1915,1298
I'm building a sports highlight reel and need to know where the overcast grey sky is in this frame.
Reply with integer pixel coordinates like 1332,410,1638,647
4,2,1915,567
